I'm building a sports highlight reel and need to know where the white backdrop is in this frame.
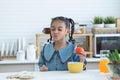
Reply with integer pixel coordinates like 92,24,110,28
0,0,120,44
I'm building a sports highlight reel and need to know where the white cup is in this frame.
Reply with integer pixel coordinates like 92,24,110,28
16,50,25,61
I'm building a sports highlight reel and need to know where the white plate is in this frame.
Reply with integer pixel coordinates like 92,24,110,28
5,42,9,56
1,43,5,56
13,40,17,56
9,41,14,56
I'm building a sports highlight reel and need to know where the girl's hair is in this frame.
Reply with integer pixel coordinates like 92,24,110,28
48,16,75,43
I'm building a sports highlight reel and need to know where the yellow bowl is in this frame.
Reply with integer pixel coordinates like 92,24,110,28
68,62,83,73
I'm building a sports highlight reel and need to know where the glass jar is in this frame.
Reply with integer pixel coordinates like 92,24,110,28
74,22,81,34
79,24,87,34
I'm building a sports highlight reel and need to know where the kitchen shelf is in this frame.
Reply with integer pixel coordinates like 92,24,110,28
36,33,93,58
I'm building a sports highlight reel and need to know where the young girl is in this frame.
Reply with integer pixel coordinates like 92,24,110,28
38,16,87,71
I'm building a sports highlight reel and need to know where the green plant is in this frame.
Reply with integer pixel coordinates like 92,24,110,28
106,49,120,64
106,49,120,78
104,16,116,24
93,16,103,24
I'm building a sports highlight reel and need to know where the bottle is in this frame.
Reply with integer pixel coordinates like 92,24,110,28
99,50,110,73
16,50,25,61
27,43,36,60
74,22,81,34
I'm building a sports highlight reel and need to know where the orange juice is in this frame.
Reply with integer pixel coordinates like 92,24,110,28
99,59,109,73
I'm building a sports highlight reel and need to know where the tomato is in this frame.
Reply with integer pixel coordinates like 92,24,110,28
76,47,84,54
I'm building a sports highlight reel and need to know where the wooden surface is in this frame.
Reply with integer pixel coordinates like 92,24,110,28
117,27,120,33
92,27,117,34
36,34,93,58
0,56,16,60
116,18,120,27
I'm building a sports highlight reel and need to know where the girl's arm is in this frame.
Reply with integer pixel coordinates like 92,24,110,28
38,50,45,67
77,52,87,70
38,50,48,71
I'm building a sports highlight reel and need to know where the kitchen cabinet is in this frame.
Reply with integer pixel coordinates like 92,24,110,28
36,34,93,58
0,58,100,72
0,60,39,72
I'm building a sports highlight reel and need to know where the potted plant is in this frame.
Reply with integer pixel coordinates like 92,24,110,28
104,16,116,28
93,16,104,28
106,49,120,79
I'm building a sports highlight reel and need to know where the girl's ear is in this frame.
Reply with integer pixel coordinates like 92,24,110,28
65,29,70,37
67,29,71,34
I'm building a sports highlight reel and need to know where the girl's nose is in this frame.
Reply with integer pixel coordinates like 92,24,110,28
54,29,58,33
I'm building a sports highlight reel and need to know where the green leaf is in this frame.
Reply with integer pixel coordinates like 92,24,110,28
114,49,120,60
104,16,116,24
105,49,120,63
93,16,103,24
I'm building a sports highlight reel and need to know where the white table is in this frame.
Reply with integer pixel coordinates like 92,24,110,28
0,70,110,80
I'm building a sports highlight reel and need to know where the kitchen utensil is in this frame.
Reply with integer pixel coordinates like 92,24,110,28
27,43,36,60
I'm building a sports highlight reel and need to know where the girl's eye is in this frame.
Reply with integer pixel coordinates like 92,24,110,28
58,29,62,31
51,28,55,31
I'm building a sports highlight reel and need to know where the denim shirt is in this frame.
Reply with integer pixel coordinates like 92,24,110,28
38,42,87,71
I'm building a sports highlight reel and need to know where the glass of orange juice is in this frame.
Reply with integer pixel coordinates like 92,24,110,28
100,59,109,73
99,50,110,73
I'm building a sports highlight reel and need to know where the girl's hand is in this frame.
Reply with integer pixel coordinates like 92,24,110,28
40,65,48,71
77,52,86,62
75,46,86,62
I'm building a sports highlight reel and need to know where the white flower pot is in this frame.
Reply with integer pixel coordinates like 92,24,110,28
93,24,104,28
104,24,116,28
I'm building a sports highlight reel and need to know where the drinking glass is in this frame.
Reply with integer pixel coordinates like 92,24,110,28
99,50,110,73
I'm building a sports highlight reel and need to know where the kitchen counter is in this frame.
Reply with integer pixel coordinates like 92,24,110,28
0,59,38,64
0,70,110,80
0,58,100,64
0,58,100,72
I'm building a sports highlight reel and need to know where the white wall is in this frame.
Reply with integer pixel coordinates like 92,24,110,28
0,0,120,44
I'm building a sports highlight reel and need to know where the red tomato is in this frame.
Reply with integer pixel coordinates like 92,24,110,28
76,47,84,54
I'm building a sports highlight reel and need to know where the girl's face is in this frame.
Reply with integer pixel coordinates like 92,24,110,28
50,20,69,42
